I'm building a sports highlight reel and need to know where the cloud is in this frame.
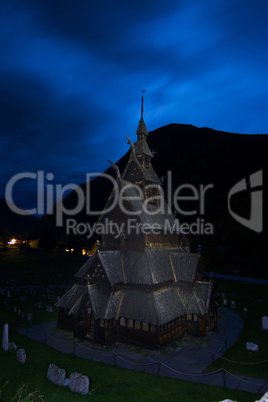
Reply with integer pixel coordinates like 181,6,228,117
0,0,267,211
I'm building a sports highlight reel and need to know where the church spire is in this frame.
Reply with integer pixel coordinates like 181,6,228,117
135,92,152,164
136,92,148,138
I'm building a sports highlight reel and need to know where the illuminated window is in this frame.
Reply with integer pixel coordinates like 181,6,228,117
127,319,133,328
142,322,149,331
135,321,141,330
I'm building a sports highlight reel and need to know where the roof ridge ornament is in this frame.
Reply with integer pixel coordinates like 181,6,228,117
107,158,122,185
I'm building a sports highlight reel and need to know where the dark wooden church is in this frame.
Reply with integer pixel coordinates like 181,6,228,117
56,98,217,348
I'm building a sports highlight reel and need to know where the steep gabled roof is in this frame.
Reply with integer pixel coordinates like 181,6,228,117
88,281,212,326
77,249,204,287
55,283,88,312
122,151,161,185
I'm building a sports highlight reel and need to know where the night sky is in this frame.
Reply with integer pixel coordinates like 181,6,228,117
1,0,268,212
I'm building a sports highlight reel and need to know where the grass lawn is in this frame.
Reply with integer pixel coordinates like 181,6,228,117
0,329,262,402
207,278,268,380
0,246,85,285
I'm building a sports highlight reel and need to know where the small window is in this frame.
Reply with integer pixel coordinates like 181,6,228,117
135,321,141,330
142,322,149,331
127,319,133,328
120,317,126,327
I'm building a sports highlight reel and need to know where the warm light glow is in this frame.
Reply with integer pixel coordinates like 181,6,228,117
8,238,17,245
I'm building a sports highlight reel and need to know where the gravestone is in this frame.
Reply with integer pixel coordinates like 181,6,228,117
37,302,42,309
2,324,9,351
262,316,268,331
27,312,31,322
69,372,90,395
231,300,236,309
246,342,259,351
16,348,26,364
46,305,53,313
47,364,66,386
13,306,17,313
223,299,227,306
256,391,268,402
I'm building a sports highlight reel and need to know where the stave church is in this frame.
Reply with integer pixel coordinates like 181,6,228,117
56,98,217,348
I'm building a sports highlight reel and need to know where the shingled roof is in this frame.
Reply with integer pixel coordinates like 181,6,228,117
87,280,212,326
76,249,204,287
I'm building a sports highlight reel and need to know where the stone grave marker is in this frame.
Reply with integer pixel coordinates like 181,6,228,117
2,324,9,351
69,372,90,395
223,299,227,305
262,316,268,331
47,364,66,386
246,342,259,351
231,300,236,309
46,305,53,313
13,306,17,313
16,348,26,364
256,391,268,402
27,312,32,322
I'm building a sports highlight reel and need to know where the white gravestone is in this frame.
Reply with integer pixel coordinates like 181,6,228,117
47,364,66,386
2,324,9,351
262,316,268,331
16,348,26,364
246,342,259,351
69,372,90,395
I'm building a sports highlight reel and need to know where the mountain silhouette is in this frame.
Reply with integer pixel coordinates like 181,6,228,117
1,124,267,276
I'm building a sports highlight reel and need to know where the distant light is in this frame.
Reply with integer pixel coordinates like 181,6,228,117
8,238,17,245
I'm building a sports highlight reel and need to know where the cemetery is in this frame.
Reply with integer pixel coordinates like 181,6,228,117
0,246,267,400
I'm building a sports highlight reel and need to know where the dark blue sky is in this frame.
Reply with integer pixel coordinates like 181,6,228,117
1,0,268,211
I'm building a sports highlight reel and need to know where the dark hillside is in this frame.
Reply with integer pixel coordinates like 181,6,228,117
7,124,268,276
